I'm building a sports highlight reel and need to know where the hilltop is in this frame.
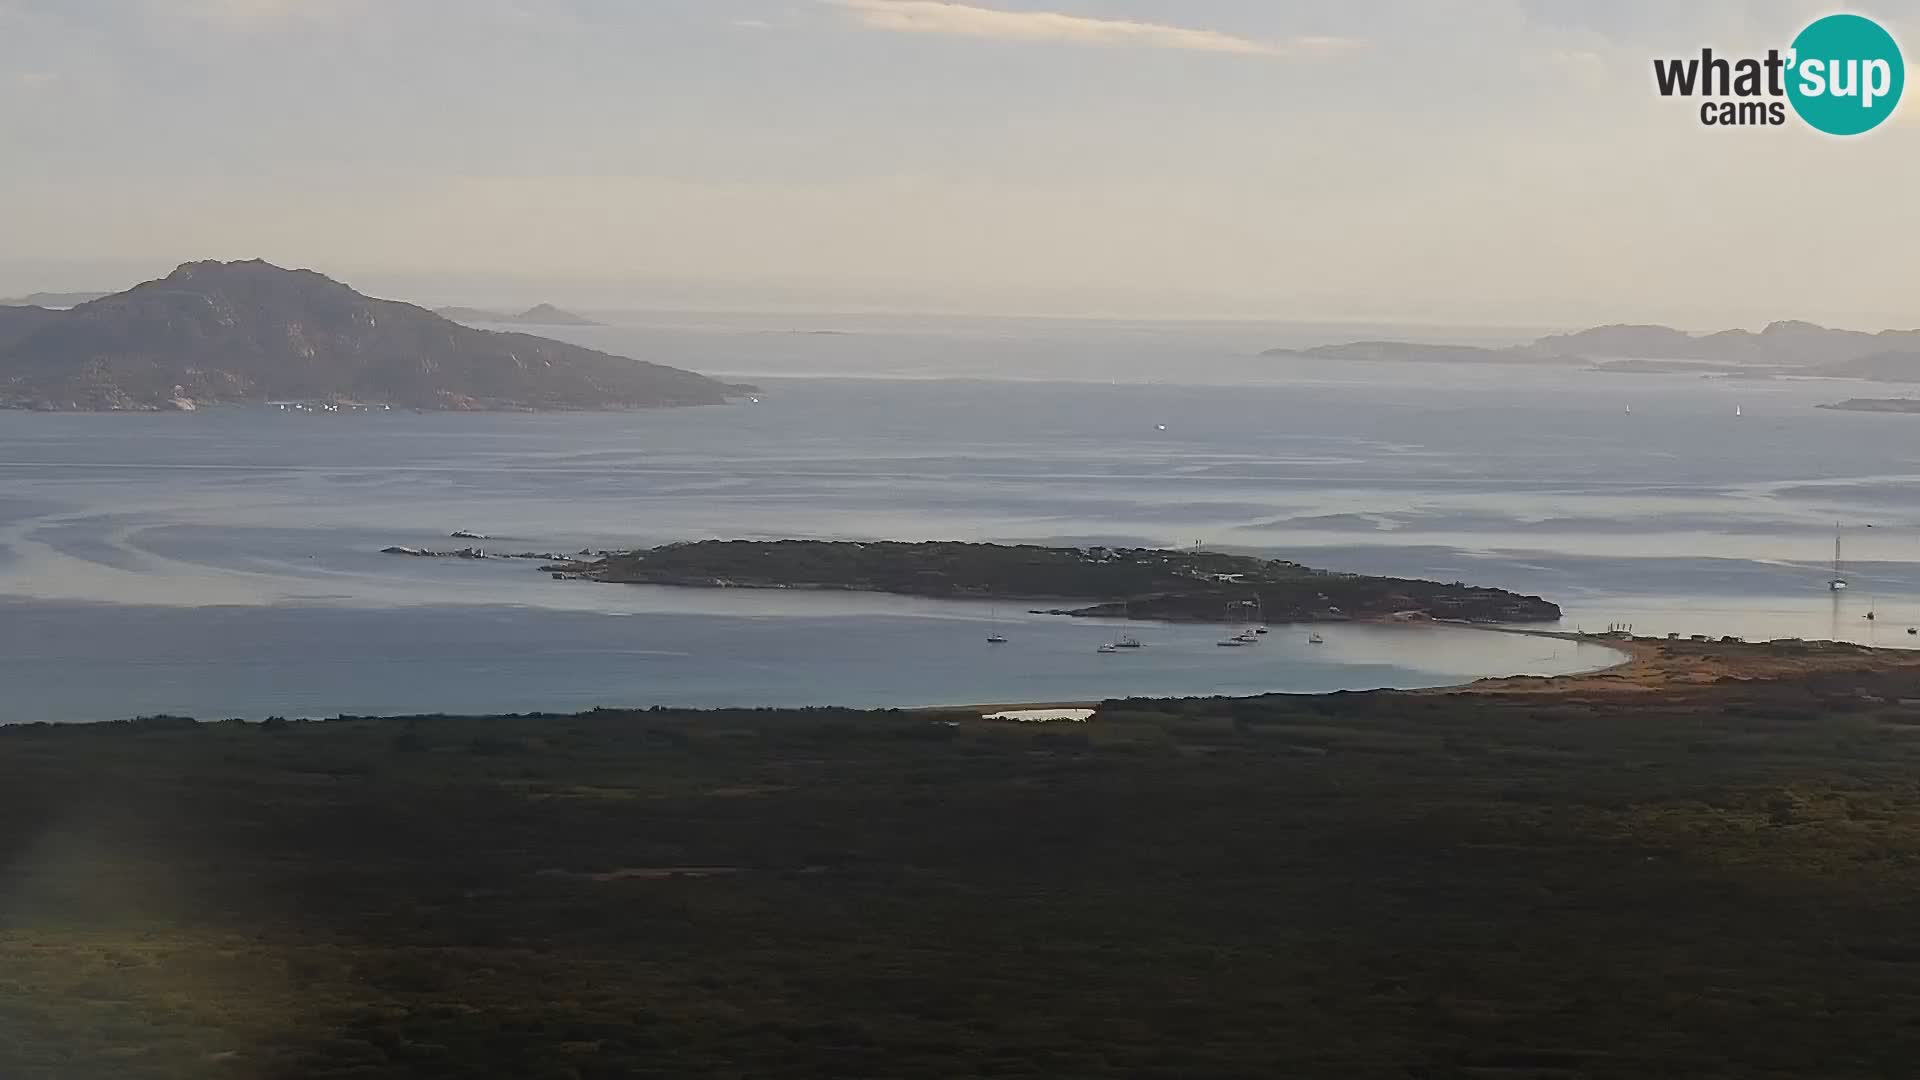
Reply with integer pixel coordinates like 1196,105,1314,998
0,261,742,411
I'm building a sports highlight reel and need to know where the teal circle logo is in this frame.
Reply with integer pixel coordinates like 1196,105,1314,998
1787,14,1904,135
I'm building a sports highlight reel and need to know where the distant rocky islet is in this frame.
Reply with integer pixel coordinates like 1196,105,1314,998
0,260,746,412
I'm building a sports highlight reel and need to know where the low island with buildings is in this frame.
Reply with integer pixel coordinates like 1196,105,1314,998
525,539,1563,624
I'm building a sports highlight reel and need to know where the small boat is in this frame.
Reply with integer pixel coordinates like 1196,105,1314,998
1218,597,1259,647
1254,625,1268,635
1908,627,1916,636
1114,635,1143,649
1735,404,1743,418
1830,525,1849,591
987,634,1008,644
1097,643,1119,654
1307,632,1326,645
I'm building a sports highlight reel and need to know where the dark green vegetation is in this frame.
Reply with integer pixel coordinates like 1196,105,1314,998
560,539,1560,623
0,261,742,411
9,655,1920,1077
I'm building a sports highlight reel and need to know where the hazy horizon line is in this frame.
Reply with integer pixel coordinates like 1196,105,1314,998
4,256,1917,338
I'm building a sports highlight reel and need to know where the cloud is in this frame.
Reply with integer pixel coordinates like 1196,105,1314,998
159,0,358,25
826,1,1359,57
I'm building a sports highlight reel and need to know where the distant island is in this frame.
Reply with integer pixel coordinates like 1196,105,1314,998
1816,398,1920,414
434,303,601,327
525,539,1561,624
1263,340,1574,366
0,260,747,412
0,291,111,309
1268,320,1920,381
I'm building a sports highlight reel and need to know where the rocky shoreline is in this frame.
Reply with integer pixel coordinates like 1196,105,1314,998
1816,397,1920,414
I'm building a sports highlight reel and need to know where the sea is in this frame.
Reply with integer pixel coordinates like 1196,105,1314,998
1,310,1911,723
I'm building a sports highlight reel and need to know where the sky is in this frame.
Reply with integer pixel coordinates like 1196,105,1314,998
2,0,1918,327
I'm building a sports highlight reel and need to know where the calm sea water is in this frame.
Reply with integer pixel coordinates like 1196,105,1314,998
1,313,1911,721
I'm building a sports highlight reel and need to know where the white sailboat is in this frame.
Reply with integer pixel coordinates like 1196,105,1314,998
1829,526,1849,591
1217,598,1251,647
1217,598,1259,645
1112,600,1143,648
1307,631,1326,645
986,604,1008,643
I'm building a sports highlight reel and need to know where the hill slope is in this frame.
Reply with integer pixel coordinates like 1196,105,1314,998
0,260,740,411
0,305,66,352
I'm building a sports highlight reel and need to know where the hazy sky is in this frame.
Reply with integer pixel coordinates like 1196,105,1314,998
3,0,1917,326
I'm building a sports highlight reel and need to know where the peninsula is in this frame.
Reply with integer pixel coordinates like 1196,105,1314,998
537,539,1561,623
5,636,1920,1076
0,260,743,411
